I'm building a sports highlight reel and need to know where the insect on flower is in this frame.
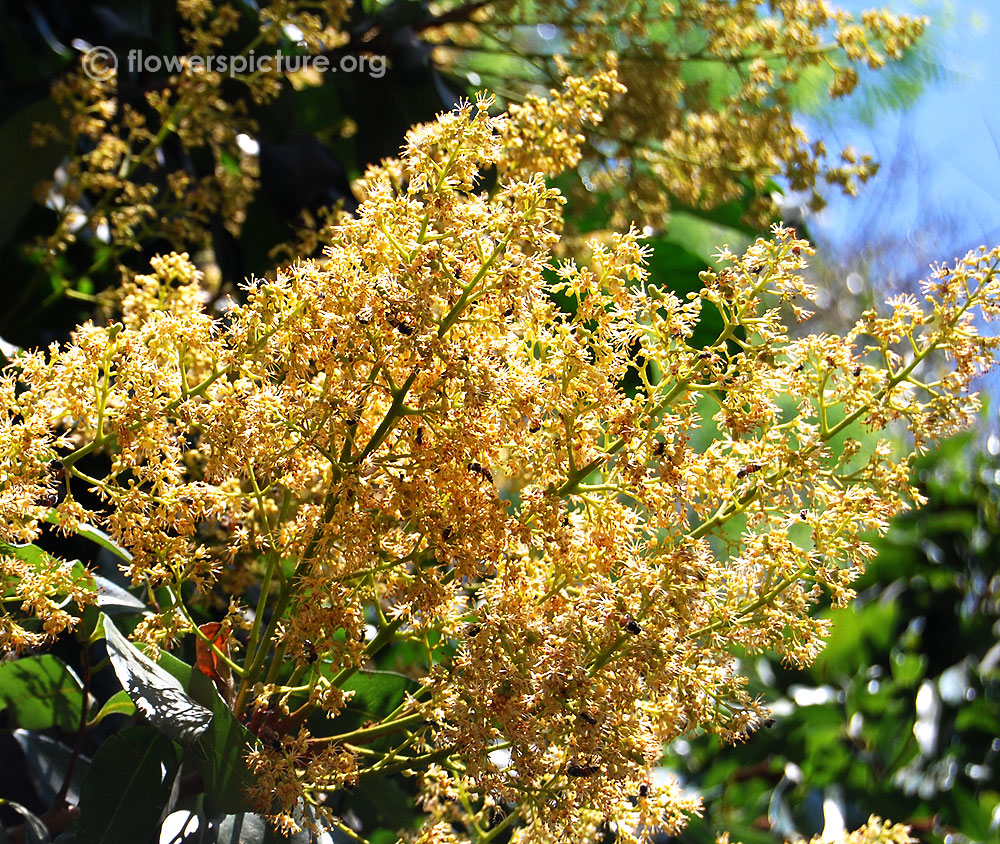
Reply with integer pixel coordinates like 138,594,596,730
622,614,642,635
567,760,600,777
468,461,493,483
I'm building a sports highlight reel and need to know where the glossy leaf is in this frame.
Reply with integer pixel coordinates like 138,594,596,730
93,576,147,615
103,616,212,745
0,99,68,252
12,730,90,805
0,541,92,592
0,654,84,731
4,799,51,844
216,811,312,843
53,727,178,844
351,777,416,831
661,210,752,268
154,650,257,813
321,669,416,736
43,515,133,565
88,689,137,725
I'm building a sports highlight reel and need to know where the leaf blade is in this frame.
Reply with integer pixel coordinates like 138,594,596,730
12,730,91,805
102,615,211,745
53,727,178,844
0,654,84,731
153,650,258,813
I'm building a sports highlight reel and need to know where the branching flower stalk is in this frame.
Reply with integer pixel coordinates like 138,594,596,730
2,74,999,842
30,0,928,306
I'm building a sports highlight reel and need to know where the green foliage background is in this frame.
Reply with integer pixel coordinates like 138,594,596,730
671,430,1000,843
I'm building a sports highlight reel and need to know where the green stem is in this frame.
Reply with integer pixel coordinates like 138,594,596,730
327,712,425,745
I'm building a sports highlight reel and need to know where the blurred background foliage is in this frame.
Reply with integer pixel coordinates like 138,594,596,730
670,428,1000,844
0,0,919,347
1,0,999,842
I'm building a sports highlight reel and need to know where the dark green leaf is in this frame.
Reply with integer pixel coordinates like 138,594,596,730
103,615,212,745
947,785,992,841
0,654,84,731
43,514,133,565
53,727,178,844
4,799,51,844
352,777,416,830
343,669,412,716
12,730,90,805
0,99,68,253
153,650,257,813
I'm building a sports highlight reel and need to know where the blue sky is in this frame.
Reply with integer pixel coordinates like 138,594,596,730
805,1,1000,273
791,0,1000,429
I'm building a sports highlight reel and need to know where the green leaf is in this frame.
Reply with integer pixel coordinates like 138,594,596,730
947,784,992,841
153,650,257,813
12,730,90,805
103,615,211,745
93,576,147,615
88,689,137,725
954,696,1000,734
811,600,899,680
890,650,927,689
4,799,51,844
0,99,68,253
216,812,312,843
216,813,269,844
0,541,92,589
665,193,759,237
348,668,413,716
316,668,417,738
342,669,413,718
0,654,84,731
53,727,178,844
351,777,416,830
43,513,133,565
661,210,751,269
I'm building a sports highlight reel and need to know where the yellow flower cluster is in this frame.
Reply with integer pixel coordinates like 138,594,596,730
3,79,999,840
717,814,916,844
437,0,926,227
32,0,927,298
31,0,350,288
